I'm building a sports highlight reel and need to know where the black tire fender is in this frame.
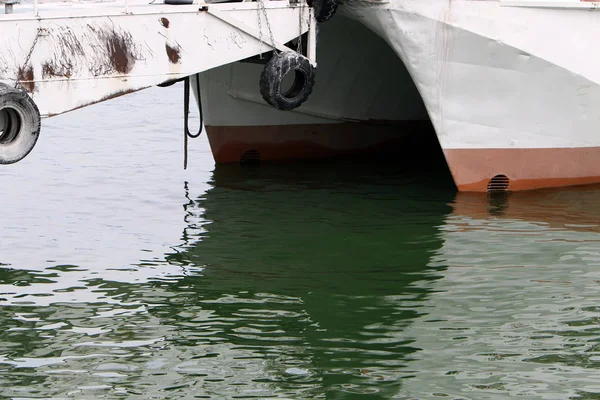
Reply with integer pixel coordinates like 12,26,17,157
0,83,41,164
259,52,315,111
308,0,338,23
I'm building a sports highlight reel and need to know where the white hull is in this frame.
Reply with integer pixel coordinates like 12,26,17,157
200,0,600,192
199,14,439,163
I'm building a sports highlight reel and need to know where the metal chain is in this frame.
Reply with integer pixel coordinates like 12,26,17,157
308,2,312,56
257,0,264,58
306,0,312,56
297,0,303,53
307,2,312,43
256,0,277,56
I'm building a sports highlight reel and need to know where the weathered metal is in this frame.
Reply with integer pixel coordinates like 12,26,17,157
0,0,316,117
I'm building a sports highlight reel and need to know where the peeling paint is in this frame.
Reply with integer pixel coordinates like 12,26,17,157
160,17,170,28
166,44,181,64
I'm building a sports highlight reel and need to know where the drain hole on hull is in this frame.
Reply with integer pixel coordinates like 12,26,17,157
240,149,260,165
487,174,510,192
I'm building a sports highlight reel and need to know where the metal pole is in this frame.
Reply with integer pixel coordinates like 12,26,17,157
307,8,317,66
33,0,38,16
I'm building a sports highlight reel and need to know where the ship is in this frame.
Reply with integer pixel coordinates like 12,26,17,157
197,0,600,192
2,0,600,193
0,0,317,164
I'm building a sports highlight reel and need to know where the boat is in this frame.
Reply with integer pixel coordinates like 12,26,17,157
198,0,600,192
0,0,317,163
2,0,599,193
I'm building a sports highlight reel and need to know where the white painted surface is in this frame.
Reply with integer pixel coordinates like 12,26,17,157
199,0,600,153
346,0,600,149
0,0,314,117
501,0,600,9
199,15,428,126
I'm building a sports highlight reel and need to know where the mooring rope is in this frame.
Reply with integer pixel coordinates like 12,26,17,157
183,74,203,170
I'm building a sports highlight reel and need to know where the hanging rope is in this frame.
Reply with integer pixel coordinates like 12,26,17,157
183,73,203,170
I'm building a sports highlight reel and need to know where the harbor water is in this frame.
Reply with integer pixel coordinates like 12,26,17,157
1,84,600,399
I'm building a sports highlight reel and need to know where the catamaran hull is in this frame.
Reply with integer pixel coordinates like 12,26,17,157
354,0,600,192
199,0,600,192
198,14,435,163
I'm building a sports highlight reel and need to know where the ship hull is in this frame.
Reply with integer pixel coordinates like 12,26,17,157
198,0,600,192
198,14,437,164
205,121,437,163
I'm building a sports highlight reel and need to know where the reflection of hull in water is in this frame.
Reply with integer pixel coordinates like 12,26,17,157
179,162,454,294
399,186,600,398
3,162,600,397
200,1,600,192
0,162,455,398
169,162,455,397
453,187,600,232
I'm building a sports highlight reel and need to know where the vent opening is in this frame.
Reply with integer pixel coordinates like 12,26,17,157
487,174,510,192
240,149,260,165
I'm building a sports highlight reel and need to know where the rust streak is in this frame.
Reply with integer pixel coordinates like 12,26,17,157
17,66,35,93
98,88,138,102
160,17,170,28
106,34,134,74
40,25,145,78
42,61,72,79
166,44,181,64
49,88,141,117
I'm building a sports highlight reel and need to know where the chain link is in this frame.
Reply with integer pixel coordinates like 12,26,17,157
257,0,263,57
307,2,311,55
256,0,277,58
256,0,309,58
297,0,303,53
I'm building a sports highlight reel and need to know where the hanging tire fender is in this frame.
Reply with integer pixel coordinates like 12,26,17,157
0,83,41,164
259,52,315,111
308,0,338,23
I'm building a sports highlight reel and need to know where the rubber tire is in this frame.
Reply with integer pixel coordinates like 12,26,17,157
308,0,338,22
0,83,41,164
259,52,315,111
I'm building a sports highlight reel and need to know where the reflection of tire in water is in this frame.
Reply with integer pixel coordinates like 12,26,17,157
0,83,41,164
259,52,315,111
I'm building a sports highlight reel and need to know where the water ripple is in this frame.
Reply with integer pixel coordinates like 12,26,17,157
2,87,600,398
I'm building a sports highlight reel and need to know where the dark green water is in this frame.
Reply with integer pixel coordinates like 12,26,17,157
2,87,600,399
0,161,454,399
